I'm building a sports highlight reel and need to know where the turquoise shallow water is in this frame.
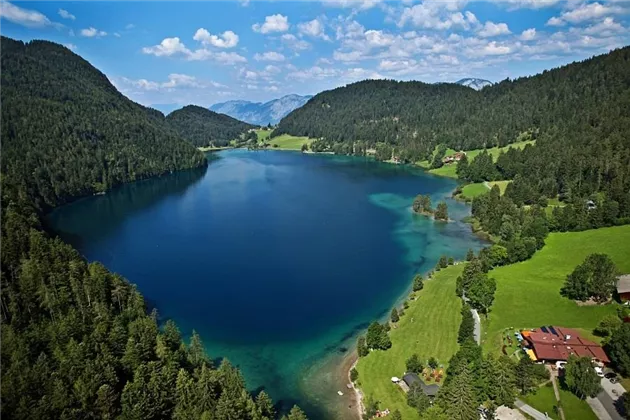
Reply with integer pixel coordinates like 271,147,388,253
47,150,486,418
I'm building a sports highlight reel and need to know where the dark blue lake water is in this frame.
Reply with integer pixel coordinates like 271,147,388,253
47,150,485,418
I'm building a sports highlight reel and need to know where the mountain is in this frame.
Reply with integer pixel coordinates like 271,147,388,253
210,94,313,126
166,105,255,147
456,78,493,90
0,36,206,210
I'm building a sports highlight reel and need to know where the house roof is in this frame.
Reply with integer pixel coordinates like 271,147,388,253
617,275,630,294
402,373,440,397
524,326,610,363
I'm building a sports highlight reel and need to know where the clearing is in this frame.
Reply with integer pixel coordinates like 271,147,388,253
256,129,312,150
355,265,463,418
458,180,512,200
482,225,630,355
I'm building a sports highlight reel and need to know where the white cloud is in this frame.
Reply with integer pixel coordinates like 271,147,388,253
298,18,330,40
254,51,286,62
193,28,239,48
321,0,382,10
467,40,514,57
81,27,107,37
519,28,536,41
125,23,135,30
364,29,396,47
0,1,51,27
64,43,77,51
143,37,189,57
122,73,226,92
287,65,339,80
546,16,566,26
490,0,562,9
142,37,246,64
333,50,364,62
477,21,511,37
546,2,626,26
398,3,478,30
265,85,279,92
583,17,625,36
264,65,282,74
114,32,121,38
252,14,289,34
281,34,310,50
58,8,75,20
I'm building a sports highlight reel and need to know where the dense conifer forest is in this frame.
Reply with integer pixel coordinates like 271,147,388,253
1,37,304,419
166,105,256,148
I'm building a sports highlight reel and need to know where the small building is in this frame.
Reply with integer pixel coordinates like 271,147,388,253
522,326,609,364
402,373,439,398
617,275,630,302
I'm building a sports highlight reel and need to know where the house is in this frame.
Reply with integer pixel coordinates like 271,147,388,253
442,152,466,164
617,275,630,302
402,373,439,397
522,326,609,364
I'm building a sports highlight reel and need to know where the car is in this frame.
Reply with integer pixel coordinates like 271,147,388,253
594,366,604,377
555,361,567,370
605,372,618,383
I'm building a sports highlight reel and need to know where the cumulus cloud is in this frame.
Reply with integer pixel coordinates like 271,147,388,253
547,2,625,26
583,17,625,36
398,3,479,30
58,8,75,20
142,37,246,64
321,0,382,10
490,0,562,9
64,43,78,51
478,21,511,37
254,51,286,62
252,14,289,34
281,34,310,51
519,28,536,41
81,27,107,37
193,28,239,48
0,1,52,27
122,73,226,91
298,18,330,40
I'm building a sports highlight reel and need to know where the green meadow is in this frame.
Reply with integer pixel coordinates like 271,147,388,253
459,180,512,200
521,383,597,420
356,265,464,418
482,225,630,354
255,129,312,150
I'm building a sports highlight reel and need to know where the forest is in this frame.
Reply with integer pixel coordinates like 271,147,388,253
0,37,305,419
166,105,256,148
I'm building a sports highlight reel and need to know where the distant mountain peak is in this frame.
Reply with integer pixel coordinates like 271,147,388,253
456,78,493,90
210,94,312,126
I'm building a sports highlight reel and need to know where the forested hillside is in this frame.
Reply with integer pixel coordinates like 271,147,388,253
1,37,302,419
0,37,207,210
166,105,255,148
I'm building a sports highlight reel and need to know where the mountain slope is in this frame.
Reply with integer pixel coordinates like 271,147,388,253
0,36,206,210
166,105,255,147
210,94,312,125
456,78,493,90
276,47,630,159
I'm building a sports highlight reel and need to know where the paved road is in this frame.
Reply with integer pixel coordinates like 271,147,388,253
515,399,549,420
471,308,481,345
587,396,614,420
594,377,626,420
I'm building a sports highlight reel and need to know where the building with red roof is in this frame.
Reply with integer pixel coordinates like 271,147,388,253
522,326,609,364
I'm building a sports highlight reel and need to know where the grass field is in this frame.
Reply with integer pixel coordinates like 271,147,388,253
461,183,491,199
255,129,272,142
355,265,464,418
521,384,559,419
488,180,511,195
482,225,630,354
268,134,312,150
420,140,536,179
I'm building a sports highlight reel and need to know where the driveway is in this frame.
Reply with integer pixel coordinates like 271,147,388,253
595,377,626,420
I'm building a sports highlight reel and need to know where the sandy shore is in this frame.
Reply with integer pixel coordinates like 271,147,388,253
344,351,364,420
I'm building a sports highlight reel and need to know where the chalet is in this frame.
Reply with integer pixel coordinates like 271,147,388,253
521,326,609,364
617,275,630,302
442,152,466,164
402,373,439,398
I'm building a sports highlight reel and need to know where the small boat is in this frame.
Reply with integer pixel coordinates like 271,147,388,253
337,391,344,396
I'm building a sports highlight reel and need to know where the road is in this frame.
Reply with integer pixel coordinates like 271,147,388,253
515,399,549,420
594,377,626,420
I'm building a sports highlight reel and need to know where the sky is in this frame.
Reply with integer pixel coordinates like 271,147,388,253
1,0,629,112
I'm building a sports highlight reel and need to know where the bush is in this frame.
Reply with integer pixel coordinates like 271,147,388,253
350,368,359,382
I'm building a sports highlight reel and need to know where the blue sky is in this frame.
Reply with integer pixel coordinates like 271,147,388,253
1,0,629,112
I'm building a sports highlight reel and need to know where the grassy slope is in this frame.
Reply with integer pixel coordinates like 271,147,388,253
255,129,312,150
520,384,597,420
356,265,463,418
422,140,536,178
483,225,630,354
459,180,511,200
255,129,272,141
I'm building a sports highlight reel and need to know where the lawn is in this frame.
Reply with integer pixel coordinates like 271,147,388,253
268,134,312,150
255,129,272,141
355,265,464,419
460,182,490,199
488,180,511,195
482,225,630,354
559,388,598,420
419,140,536,179
521,384,559,419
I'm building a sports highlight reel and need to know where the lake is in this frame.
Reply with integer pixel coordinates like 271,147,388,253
47,149,486,418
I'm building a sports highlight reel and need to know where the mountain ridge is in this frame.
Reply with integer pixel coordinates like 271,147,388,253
456,78,493,90
210,94,313,126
